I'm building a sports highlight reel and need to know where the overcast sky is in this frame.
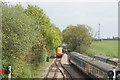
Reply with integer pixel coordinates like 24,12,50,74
2,0,119,38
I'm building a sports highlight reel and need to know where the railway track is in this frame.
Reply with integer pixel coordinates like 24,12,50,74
43,58,73,80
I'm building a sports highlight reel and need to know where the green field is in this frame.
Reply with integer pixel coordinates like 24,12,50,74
85,40,118,58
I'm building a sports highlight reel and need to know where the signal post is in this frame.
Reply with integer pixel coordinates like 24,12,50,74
0,64,11,80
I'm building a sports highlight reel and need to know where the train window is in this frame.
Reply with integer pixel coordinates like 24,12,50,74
96,57,100,61
107,60,117,66
97,69,99,73
79,60,81,66
98,71,105,78
92,67,94,73
112,62,117,66
76,57,81,64
92,67,95,74
89,67,91,72
90,65,95,74
75,58,78,63
90,66,93,73
93,67,101,78
89,65,91,72
103,73,107,78
99,71,102,76
95,57,99,59
95,68,97,74
100,58,105,62
81,62,86,69
100,71,106,78
98,71,101,77
99,69,101,75
89,66,92,73
100,71,103,76
103,59,106,62
81,62,83,68
83,62,86,69
107,60,111,64
105,73,108,78
99,71,103,78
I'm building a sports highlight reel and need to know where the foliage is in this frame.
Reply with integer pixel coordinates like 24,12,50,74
62,24,93,53
25,5,62,50
2,5,37,58
2,3,62,78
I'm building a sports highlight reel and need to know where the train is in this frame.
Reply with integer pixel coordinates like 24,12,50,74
56,46,63,58
68,52,120,80
94,54,120,67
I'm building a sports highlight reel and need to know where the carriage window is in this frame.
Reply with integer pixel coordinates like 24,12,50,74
89,65,93,73
89,65,91,72
90,66,92,73
98,69,101,77
97,57,100,60
112,62,117,66
96,68,98,74
81,62,86,69
79,60,81,66
107,60,117,66
100,58,105,62
99,71,102,76
97,69,100,75
101,71,104,76
94,67,96,74
91,66,94,73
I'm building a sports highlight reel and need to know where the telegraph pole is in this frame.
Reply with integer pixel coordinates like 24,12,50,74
98,24,100,40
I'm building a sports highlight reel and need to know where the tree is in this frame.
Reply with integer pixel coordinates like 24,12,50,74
62,24,93,53
25,5,62,50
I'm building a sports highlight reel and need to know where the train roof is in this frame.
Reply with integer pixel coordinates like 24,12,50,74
70,52,118,72
70,52,83,57
109,58,120,63
78,54,94,62
95,54,120,63
70,52,94,63
94,54,111,59
89,60,116,72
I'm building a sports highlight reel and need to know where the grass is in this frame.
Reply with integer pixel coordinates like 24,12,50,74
33,59,53,78
85,40,118,58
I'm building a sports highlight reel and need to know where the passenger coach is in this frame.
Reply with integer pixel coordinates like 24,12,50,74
68,52,120,80
94,54,120,67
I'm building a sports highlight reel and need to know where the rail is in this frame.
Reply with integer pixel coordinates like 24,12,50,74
43,58,73,80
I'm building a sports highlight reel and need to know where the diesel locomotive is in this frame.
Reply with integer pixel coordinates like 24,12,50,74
56,46,63,58
68,52,120,80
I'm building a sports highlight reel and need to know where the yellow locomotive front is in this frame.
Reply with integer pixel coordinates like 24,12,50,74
56,47,63,58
